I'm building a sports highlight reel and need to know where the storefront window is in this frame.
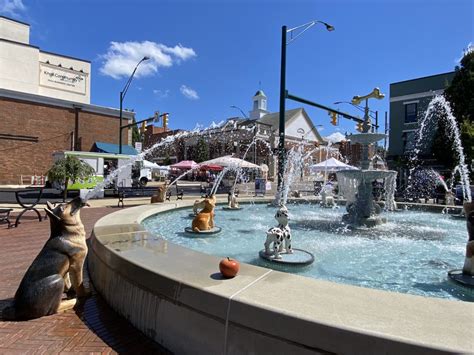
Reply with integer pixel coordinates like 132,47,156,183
405,103,418,123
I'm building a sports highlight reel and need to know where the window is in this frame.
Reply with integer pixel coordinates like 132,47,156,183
402,131,416,153
253,100,258,110
405,103,417,123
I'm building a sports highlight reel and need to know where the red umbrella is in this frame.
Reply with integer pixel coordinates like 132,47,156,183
200,164,223,171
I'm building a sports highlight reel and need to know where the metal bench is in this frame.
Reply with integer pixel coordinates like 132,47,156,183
14,188,44,227
117,187,156,208
165,189,183,201
0,208,13,228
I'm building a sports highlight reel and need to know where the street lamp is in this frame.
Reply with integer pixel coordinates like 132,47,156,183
334,100,379,131
278,20,334,193
118,56,150,154
230,105,248,119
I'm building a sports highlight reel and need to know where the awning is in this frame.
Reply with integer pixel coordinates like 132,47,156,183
200,155,261,169
200,164,224,171
309,158,358,172
170,160,199,169
93,141,138,155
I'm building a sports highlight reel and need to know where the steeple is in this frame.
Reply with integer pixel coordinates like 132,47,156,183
249,90,269,119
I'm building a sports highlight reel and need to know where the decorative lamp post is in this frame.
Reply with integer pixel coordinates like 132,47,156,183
118,56,150,154
278,20,334,197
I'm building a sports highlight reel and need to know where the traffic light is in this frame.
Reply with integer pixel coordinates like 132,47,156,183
141,120,147,134
153,111,160,123
356,122,364,132
162,113,169,128
329,112,338,126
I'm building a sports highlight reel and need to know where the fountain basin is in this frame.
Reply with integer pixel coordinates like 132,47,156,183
347,132,387,145
89,199,472,354
222,206,243,211
258,248,315,266
184,226,222,234
337,169,397,181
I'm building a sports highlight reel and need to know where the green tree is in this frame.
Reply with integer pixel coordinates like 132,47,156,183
433,47,473,169
195,137,209,163
444,47,473,125
445,47,474,168
47,156,95,201
131,117,141,145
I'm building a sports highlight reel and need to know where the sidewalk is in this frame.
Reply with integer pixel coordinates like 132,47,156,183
0,207,168,354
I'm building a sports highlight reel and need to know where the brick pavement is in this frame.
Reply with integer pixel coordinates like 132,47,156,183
0,207,169,354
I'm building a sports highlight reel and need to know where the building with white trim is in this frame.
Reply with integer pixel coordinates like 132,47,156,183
0,16,134,184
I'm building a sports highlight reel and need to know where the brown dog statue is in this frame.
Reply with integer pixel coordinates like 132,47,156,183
192,195,216,232
2,197,90,320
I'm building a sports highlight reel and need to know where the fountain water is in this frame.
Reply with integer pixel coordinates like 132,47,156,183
82,119,263,201
407,95,471,202
337,89,397,227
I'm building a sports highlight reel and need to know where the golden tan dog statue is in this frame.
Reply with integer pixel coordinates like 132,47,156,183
192,195,216,232
2,197,90,320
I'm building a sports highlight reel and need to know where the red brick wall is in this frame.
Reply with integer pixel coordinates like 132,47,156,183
0,97,127,184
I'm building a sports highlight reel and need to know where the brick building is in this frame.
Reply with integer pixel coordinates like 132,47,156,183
0,16,134,184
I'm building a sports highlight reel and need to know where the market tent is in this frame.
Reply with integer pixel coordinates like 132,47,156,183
143,160,170,170
170,160,199,169
309,158,358,173
199,164,224,171
200,155,260,169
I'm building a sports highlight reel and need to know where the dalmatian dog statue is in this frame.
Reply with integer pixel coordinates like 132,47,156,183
264,206,293,259
227,190,239,209
320,186,336,208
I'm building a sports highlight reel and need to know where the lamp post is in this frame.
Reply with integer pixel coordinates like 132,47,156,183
278,20,334,196
333,101,379,132
118,56,150,154
230,105,248,119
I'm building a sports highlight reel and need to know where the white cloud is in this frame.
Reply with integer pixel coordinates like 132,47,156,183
99,41,196,79
0,0,26,16
153,89,170,98
180,85,199,100
325,132,346,143
455,42,473,64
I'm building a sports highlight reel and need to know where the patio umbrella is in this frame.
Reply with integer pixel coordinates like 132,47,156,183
309,158,358,173
200,155,261,169
199,164,224,171
170,160,199,169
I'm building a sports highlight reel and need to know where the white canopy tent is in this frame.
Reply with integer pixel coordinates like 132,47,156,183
200,155,261,169
143,160,170,171
309,158,358,173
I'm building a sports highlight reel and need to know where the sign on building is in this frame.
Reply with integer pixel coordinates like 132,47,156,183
39,63,87,95
135,142,142,153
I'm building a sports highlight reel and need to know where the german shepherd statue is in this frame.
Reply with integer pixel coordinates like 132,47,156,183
2,197,90,320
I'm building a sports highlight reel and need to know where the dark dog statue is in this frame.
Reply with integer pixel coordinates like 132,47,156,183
3,197,90,320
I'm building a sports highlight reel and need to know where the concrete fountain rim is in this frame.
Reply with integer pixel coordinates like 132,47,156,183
89,197,472,354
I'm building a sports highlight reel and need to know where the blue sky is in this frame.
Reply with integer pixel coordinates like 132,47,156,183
1,0,472,137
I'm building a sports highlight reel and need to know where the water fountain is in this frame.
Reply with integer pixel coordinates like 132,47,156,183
337,88,397,227
407,96,471,203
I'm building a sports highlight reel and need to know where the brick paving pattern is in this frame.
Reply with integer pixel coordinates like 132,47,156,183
0,208,169,354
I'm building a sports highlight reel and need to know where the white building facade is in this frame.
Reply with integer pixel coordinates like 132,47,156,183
0,16,91,104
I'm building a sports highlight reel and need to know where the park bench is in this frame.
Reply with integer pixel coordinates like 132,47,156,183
165,189,184,201
0,208,13,228
117,187,156,208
